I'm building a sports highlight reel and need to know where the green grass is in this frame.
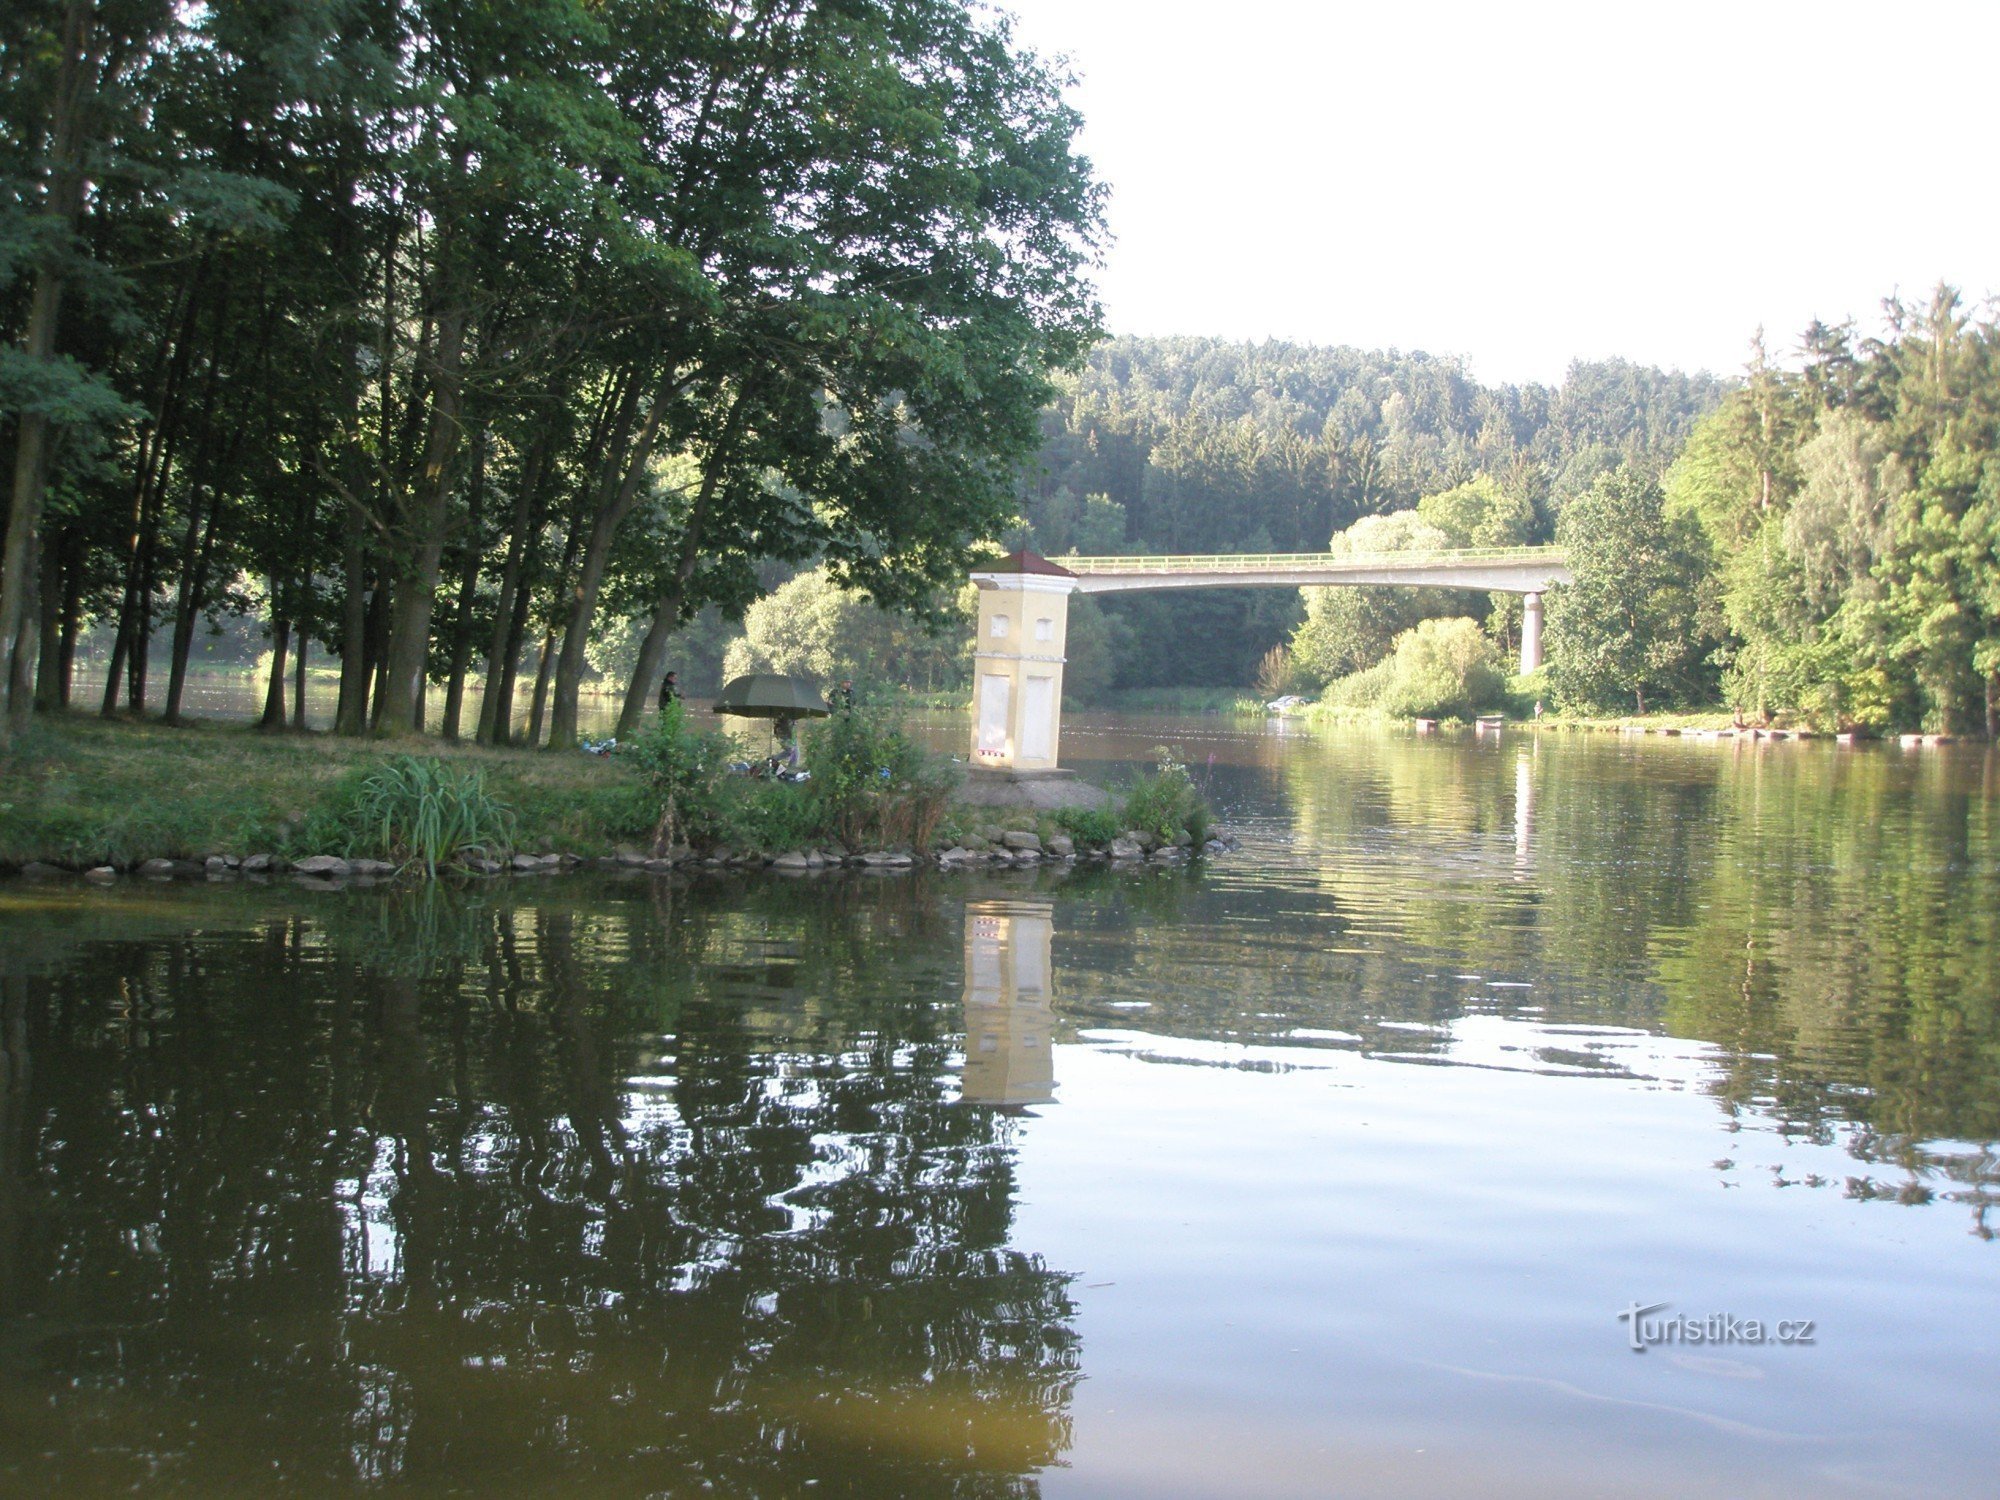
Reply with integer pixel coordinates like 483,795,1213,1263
1530,708,1747,733
0,710,1222,869
0,713,652,867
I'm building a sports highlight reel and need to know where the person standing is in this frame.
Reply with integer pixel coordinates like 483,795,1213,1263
658,671,679,713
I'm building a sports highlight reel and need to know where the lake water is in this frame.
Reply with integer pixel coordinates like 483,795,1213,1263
2,716,1995,1497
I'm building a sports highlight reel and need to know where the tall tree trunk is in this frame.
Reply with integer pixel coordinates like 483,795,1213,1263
127,484,165,716
485,551,541,747
34,526,64,712
524,629,558,747
615,454,732,737
162,469,222,725
335,497,372,734
439,424,487,740
55,543,79,708
360,569,390,731
376,299,466,734
511,488,590,746
104,359,189,717
0,0,90,743
546,387,673,748
613,393,747,736
100,617,129,717
292,593,311,729
475,421,557,745
260,608,290,731
7,530,40,718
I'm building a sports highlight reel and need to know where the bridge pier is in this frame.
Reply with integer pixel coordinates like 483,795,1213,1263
1521,592,1544,674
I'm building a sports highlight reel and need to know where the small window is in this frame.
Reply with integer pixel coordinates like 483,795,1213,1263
1034,617,1054,642
990,615,1010,639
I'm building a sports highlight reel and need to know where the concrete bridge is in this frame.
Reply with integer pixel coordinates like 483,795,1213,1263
965,545,1571,776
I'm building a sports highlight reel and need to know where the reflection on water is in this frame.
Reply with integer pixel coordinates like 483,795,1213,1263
0,882,1079,1493
963,902,1057,1110
2,719,1997,1495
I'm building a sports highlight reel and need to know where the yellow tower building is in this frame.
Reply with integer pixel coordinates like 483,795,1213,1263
968,551,1078,773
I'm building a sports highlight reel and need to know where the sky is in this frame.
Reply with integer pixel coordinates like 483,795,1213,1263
995,0,2000,386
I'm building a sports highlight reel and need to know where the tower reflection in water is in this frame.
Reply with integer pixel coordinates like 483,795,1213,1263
960,900,1057,1109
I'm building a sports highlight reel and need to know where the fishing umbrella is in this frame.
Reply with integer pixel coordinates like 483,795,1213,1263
712,673,831,756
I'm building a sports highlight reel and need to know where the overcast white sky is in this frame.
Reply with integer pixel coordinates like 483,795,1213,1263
995,0,1999,385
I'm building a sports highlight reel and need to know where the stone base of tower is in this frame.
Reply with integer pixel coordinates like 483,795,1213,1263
958,768,1113,814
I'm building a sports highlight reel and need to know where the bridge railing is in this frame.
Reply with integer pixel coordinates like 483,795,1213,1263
1050,545,1568,575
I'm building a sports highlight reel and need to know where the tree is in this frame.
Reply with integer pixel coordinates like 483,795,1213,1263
721,569,970,693
1288,511,1462,686
1545,465,1717,713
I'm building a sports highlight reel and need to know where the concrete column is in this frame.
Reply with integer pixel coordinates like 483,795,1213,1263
968,559,1077,773
1520,592,1544,674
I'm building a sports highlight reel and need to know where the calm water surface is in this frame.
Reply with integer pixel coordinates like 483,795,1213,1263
2,717,1996,1497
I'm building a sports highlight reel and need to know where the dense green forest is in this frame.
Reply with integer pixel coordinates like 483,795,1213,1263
1008,336,1729,690
0,0,1101,749
1637,291,2000,735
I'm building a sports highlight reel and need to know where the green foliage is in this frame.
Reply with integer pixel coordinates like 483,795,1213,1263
1289,511,1468,687
723,569,973,695
1011,337,1722,690
1647,288,2000,732
1416,475,1537,548
1058,593,1130,705
1254,643,1305,697
804,707,959,851
1120,747,1211,847
314,757,517,877
1374,618,1507,719
3,0,1106,746
622,701,733,851
1545,465,1719,714
1322,655,1397,711
1054,804,1121,847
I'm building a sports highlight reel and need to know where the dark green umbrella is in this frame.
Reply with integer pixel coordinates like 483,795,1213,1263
711,673,832,719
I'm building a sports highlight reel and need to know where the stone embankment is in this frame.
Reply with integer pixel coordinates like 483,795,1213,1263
5,824,1236,886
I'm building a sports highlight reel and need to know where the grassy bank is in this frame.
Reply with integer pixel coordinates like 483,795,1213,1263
1092,686,1264,714
0,715,653,868
0,711,1216,872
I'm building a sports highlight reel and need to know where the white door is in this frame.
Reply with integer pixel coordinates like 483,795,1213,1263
978,673,1011,757
1022,675,1054,762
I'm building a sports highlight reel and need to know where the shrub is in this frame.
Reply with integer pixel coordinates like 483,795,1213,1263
1054,804,1120,848
623,701,733,850
1120,746,1211,846
1377,617,1506,720
333,756,517,876
1254,644,1304,698
804,706,958,850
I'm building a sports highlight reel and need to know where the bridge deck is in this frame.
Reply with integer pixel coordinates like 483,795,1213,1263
1046,546,1571,595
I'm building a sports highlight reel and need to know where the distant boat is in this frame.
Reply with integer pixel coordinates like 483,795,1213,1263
1266,694,1308,714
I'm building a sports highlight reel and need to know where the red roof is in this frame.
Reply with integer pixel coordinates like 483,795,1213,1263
982,549,1077,578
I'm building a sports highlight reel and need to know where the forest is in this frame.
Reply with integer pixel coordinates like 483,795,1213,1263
0,0,1102,749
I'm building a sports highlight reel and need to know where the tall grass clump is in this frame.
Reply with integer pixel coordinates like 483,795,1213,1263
624,701,732,851
339,755,517,876
1054,803,1120,847
1120,746,1211,846
805,706,958,850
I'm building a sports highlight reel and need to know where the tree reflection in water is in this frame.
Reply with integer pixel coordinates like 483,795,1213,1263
0,879,1078,1494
